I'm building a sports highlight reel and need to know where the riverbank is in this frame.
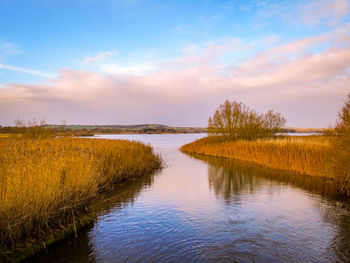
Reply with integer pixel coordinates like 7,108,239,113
0,137,162,261
16,134,350,262
180,136,347,193
187,153,340,198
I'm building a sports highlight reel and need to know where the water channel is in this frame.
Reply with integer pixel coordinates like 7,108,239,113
31,134,350,262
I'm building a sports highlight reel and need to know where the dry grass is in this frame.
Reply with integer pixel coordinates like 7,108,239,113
181,136,335,179
0,137,162,250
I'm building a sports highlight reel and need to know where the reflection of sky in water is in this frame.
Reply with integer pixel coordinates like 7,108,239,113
93,133,207,152
31,134,350,263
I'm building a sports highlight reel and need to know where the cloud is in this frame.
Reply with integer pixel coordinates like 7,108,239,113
101,63,155,75
0,64,58,78
0,32,349,127
300,0,350,26
170,38,246,68
230,47,350,91
0,39,21,60
81,50,118,64
243,0,350,28
173,25,195,34
231,34,331,76
199,14,221,24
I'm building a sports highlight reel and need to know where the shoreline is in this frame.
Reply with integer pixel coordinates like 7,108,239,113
185,152,344,199
0,171,161,263
180,136,348,196
1,213,95,263
0,137,162,262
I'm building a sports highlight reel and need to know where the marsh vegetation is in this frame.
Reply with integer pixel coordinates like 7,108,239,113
29,134,350,263
0,137,161,254
182,95,350,195
333,93,350,194
181,135,333,177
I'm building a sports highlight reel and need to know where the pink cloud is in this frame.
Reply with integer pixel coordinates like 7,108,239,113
0,32,349,127
300,0,349,26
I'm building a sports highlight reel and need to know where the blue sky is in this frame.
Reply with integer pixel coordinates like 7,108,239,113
0,0,350,127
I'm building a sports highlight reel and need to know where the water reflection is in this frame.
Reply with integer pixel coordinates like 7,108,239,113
30,228,95,263
91,172,157,215
188,153,350,261
187,153,340,200
323,203,350,261
30,172,158,263
30,135,350,263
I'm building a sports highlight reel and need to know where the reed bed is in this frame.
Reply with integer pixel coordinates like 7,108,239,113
181,136,335,179
0,137,162,251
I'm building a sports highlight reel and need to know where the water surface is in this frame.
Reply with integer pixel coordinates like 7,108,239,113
32,134,350,262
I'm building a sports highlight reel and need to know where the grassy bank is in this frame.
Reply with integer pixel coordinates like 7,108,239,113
0,137,162,257
188,153,340,199
181,136,335,180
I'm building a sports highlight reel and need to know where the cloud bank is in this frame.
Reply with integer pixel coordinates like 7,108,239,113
1,27,349,127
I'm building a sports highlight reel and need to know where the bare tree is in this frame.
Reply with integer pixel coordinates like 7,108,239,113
14,117,25,128
208,100,286,140
39,117,47,127
263,110,287,137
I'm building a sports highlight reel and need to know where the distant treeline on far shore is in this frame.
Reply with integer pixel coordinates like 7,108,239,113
0,123,328,136
0,123,206,135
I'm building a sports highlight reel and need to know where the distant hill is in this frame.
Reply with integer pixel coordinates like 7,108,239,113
1,123,328,136
281,127,329,133
47,124,207,134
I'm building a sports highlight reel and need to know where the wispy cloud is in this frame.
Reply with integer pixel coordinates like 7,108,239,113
173,25,195,34
0,39,21,60
0,64,58,78
81,50,118,64
170,38,246,68
242,0,350,28
101,63,155,75
300,0,349,26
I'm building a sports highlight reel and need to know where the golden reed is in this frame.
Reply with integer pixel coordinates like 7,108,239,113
181,136,334,179
0,137,161,251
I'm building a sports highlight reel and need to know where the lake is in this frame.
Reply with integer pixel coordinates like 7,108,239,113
31,134,350,262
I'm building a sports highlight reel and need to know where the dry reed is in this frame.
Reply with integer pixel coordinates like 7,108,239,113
181,136,334,179
0,137,161,251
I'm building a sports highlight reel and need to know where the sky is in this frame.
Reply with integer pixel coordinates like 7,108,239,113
0,0,349,127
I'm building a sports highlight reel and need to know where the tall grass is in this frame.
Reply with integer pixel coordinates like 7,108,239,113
0,137,162,251
332,93,350,195
181,136,335,179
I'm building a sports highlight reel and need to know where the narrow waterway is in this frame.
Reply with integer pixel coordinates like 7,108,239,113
31,134,350,262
